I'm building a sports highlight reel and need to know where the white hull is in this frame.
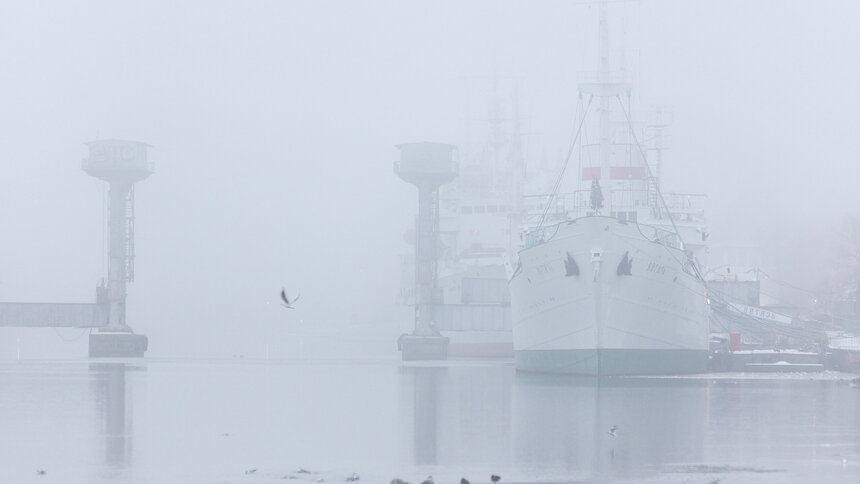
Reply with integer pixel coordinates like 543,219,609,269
509,217,709,375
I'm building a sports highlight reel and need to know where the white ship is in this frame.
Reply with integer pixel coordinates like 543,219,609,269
508,3,710,375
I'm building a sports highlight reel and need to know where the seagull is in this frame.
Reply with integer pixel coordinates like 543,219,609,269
390,480,410,484
245,469,257,475
281,289,301,309
491,475,501,483
608,425,618,437
420,476,434,484
345,473,360,482
36,470,46,476
296,467,312,474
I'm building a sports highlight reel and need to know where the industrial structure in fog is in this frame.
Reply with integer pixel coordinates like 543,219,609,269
397,86,539,359
394,142,458,360
83,139,151,356
0,139,151,357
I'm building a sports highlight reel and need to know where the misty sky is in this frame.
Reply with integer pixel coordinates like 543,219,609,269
1,0,859,357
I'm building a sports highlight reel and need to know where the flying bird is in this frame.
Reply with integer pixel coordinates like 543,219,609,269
281,288,301,309
608,425,618,437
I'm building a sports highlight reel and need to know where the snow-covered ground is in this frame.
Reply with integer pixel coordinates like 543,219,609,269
632,370,857,381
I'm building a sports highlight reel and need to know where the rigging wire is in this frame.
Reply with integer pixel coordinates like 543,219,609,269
757,269,820,298
52,326,91,342
102,183,107,277
614,94,706,282
538,95,594,230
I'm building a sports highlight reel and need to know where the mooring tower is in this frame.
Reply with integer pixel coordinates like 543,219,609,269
394,142,458,360
83,139,152,356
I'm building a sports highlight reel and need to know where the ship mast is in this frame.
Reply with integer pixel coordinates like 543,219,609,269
578,1,632,189
598,0,611,186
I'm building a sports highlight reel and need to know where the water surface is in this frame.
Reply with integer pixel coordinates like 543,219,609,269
0,358,857,483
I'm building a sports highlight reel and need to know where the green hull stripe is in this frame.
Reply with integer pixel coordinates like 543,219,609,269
515,349,708,376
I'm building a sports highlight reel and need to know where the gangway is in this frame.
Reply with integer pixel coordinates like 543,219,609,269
0,302,105,328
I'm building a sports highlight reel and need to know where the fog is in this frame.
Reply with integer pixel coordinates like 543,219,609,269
1,0,860,359
4,2,860,484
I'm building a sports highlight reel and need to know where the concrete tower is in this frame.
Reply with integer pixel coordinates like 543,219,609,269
83,139,152,357
394,142,458,360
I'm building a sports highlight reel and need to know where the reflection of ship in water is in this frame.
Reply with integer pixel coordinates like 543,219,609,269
511,375,707,475
400,364,707,476
90,363,134,467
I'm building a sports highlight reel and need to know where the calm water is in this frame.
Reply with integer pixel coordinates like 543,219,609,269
0,358,858,483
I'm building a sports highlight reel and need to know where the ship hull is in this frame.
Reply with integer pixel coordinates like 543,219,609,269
510,217,709,376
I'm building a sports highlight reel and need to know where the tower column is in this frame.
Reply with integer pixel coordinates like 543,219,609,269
107,180,131,329
414,183,438,335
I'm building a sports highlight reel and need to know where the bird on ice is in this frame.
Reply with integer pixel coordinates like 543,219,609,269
420,476,434,484
608,425,618,437
491,475,501,483
281,288,301,309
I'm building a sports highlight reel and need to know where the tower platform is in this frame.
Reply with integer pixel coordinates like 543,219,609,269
398,334,449,361
89,332,148,358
